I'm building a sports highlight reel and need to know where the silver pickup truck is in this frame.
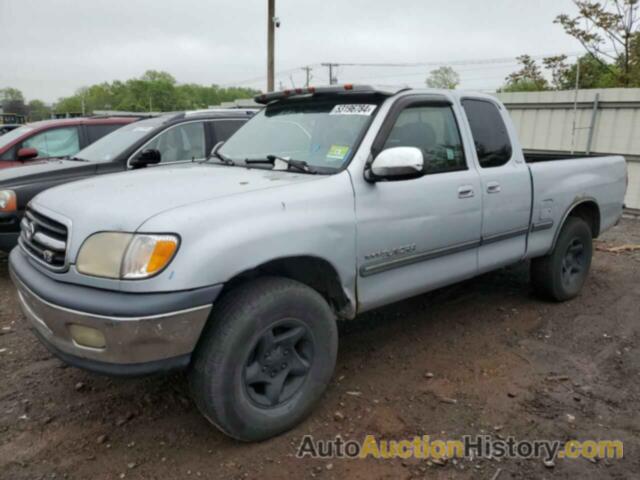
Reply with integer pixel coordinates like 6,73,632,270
9,85,627,441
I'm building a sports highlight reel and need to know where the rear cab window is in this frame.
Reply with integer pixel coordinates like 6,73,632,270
461,99,513,168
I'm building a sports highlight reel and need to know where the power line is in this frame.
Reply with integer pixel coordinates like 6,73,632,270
223,50,613,89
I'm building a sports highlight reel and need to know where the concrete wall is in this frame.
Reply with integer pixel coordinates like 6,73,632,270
496,88,640,209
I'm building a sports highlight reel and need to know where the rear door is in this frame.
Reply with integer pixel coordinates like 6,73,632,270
461,98,532,272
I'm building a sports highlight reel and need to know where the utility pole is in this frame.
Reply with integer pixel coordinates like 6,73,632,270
302,66,313,87
321,63,338,85
267,0,275,92
570,58,581,154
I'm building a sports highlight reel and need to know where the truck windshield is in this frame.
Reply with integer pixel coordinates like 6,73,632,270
74,117,166,163
218,100,381,172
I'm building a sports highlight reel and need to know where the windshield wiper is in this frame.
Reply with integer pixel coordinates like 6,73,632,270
245,155,317,174
62,155,89,162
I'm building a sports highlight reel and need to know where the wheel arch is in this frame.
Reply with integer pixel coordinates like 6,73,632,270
551,198,601,251
220,255,356,319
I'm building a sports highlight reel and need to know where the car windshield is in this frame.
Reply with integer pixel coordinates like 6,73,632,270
74,117,165,162
0,125,34,149
218,99,381,172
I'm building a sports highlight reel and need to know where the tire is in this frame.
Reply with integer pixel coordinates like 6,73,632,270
531,216,593,301
189,276,338,442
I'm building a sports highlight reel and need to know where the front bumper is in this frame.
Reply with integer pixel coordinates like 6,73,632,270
9,248,222,376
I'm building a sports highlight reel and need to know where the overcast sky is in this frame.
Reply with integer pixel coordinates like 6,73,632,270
0,0,583,103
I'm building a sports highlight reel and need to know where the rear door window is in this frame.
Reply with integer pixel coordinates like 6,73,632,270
22,127,80,159
461,99,512,168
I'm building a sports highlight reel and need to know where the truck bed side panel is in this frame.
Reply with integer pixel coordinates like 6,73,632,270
526,155,627,258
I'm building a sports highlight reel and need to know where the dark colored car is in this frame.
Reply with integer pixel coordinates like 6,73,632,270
0,117,140,169
0,124,22,136
0,109,254,251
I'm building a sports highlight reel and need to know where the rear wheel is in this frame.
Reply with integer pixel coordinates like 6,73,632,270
531,216,593,301
189,276,338,441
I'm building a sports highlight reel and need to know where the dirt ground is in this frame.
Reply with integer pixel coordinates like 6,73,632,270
1,217,639,480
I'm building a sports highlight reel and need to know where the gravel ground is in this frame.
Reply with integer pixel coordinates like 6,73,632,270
0,217,639,480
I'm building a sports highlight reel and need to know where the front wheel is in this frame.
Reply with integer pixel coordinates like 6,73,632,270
531,216,593,301
189,276,338,441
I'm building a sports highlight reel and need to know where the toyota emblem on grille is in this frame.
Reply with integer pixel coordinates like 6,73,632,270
43,250,54,264
25,220,35,240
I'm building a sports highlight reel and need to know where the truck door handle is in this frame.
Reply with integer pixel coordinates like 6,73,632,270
458,186,475,198
486,182,501,194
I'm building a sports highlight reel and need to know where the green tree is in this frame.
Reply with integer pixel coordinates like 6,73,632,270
26,99,51,121
500,55,550,92
555,0,640,86
542,55,570,89
560,54,622,89
0,87,26,115
53,71,259,115
425,66,460,89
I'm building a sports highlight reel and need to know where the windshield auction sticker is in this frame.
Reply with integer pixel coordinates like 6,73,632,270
330,104,377,115
327,145,350,161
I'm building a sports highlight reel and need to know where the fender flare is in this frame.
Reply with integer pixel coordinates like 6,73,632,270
549,197,600,253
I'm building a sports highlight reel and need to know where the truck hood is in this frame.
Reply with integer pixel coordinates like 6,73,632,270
32,163,319,232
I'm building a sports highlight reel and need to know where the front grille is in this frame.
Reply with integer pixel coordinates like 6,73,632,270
19,207,68,270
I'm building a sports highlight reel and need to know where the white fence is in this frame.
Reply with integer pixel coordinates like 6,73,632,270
496,88,640,210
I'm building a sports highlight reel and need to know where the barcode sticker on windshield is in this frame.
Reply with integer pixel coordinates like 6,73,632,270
330,104,377,116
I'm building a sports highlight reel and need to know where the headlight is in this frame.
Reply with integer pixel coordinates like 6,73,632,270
77,232,179,279
0,190,17,213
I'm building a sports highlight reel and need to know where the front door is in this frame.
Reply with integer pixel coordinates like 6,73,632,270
354,97,482,311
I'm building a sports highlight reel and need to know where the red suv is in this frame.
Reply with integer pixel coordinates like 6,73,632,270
0,117,139,169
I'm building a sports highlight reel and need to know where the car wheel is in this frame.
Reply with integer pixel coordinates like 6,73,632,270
531,216,593,301
189,276,338,441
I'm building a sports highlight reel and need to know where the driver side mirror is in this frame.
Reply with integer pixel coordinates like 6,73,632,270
365,147,424,182
130,149,161,169
17,147,38,161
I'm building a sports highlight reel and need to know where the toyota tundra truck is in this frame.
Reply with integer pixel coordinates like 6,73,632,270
9,85,627,441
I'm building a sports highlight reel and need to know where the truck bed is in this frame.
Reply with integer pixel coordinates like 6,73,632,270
524,150,606,163
525,154,627,259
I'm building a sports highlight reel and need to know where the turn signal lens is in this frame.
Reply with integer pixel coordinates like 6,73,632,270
0,190,17,212
121,234,179,279
147,239,179,274
77,232,179,280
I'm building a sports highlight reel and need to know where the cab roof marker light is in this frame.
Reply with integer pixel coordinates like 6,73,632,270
253,84,397,105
